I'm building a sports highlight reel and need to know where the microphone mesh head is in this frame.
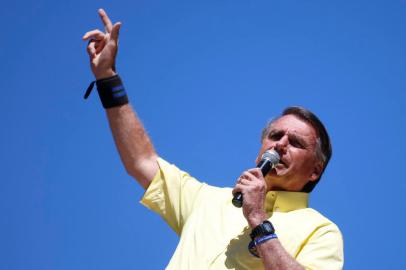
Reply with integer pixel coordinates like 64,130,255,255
262,150,280,165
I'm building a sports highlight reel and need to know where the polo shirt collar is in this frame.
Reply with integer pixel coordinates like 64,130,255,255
264,191,308,213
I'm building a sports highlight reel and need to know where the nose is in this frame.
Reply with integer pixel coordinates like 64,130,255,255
274,135,288,155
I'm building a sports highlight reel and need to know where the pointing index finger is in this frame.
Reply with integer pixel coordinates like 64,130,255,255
98,8,113,33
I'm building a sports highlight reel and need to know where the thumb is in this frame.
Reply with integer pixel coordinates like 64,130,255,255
110,22,121,42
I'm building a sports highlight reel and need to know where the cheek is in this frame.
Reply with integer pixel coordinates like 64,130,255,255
262,140,276,152
290,150,313,167
295,154,317,174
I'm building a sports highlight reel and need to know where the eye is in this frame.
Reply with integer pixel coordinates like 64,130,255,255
290,138,304,148
268,132,282,141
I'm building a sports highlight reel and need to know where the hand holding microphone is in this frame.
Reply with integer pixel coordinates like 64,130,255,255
232,150,280,208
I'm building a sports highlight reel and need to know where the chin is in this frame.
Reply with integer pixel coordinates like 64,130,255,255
266,170,283,182
266,170,292,187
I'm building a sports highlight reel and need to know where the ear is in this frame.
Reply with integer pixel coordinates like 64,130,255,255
309,162,323,182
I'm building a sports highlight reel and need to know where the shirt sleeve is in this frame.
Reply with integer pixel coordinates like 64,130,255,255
140,157,207,235
296,223,344,270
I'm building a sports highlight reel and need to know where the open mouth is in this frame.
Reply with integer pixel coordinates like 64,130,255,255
278,159,288,167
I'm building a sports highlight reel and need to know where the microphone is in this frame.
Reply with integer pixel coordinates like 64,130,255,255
232,150,280,208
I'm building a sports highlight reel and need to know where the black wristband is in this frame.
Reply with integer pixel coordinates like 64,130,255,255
84,74,129,109
96,75,129,108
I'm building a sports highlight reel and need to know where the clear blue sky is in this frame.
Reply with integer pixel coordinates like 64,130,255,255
1,1,405,269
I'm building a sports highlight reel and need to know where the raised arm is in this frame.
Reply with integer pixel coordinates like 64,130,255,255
83,9,158,189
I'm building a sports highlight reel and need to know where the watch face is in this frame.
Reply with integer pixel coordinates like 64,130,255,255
250,221,275,240
263,221,274,233
264,223,273,231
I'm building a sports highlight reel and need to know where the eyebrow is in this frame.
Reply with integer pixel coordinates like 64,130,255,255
268,128,309,147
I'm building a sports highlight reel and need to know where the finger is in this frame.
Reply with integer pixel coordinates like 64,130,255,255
244,170,268,191
87,41,97,58
247,168,263,178
241,170,258,181
82,29,105,41
232,184,244,195
98,8,113,33
94,39,106,54
110,22,121,43
239,178,251,186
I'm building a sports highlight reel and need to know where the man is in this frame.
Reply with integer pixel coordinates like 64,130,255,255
83,9,343,270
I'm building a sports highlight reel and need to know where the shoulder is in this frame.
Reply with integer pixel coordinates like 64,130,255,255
292,209,344,269
294,207,341,234
274,207,342,245
293,207,343,253
297,208,338,224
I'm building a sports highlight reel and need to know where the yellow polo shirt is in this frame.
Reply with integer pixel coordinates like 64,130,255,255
141,158,344,270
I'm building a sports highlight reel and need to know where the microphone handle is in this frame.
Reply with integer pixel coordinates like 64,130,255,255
232,159,273,208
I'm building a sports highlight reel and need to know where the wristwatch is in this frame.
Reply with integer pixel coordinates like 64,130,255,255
250,220,275,240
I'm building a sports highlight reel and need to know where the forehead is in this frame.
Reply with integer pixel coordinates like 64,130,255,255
270,115,318,140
